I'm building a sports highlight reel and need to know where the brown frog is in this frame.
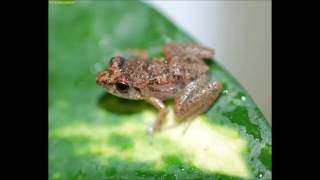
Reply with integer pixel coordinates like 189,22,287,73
96,43,222,136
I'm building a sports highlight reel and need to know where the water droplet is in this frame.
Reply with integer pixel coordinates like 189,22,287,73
53,172,61,179
241,96,247,101
258,172,264,178
162,35,173,43
90,63,103,74
223,89,229,95
99,37,111,49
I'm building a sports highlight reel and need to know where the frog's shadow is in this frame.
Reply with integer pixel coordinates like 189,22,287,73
97,93,157,115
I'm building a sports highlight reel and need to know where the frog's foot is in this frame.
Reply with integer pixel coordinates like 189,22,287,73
146,119,166,145
146,126,155,145
182,118,194,135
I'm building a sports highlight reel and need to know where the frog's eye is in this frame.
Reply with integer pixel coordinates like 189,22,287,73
116,82,129,93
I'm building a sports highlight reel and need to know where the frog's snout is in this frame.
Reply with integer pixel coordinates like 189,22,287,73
96,71,107,86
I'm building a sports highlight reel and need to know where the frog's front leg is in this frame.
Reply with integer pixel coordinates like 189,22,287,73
145,97,168,134
174,76,222,123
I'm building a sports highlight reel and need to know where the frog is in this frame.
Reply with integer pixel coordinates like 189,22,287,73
96,43,222,137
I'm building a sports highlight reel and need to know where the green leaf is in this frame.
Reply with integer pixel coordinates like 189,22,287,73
49,1,271,180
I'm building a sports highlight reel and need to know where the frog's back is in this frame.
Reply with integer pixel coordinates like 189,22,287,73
123,43,213,100
140,57,208,100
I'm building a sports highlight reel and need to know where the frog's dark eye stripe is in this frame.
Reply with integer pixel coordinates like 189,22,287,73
116,82,129,93
109,56,125,68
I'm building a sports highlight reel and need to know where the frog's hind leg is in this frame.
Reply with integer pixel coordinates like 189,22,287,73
163,43,214,61
126,48,149,61
173,76,222,127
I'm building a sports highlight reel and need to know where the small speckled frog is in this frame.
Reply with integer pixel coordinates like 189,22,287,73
96,43,222,136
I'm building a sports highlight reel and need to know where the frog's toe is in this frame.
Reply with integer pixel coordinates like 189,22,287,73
146,127,155,145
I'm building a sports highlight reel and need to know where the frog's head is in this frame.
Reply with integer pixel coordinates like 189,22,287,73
96,56,143,100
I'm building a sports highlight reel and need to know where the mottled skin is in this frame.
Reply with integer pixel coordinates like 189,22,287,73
96,43,222,136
